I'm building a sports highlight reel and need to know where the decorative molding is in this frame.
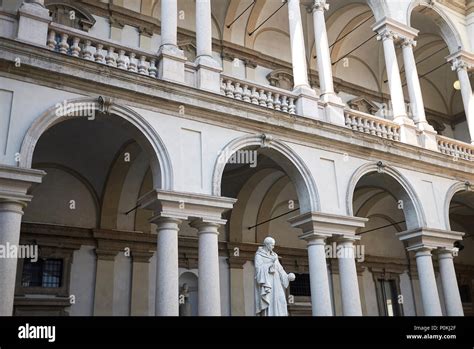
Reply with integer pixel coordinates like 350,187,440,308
138,189,235,224
266,69,294,90
373,17,419,43
397,227,465,251
17,97,173,191
0,165,46,204
347,97,380,116
45,0,96,31
2,39,474,183
447,50,474,72
289,211,367,240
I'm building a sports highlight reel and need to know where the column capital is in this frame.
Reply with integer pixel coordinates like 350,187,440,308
413,247,434,257
450,57,473,72
190,218,224,234
132,250,154,263
138,189,236,223
447,50,474,72
333,236,361,245
435,247,457,260
307,0,329,13
95,248,118,261
373,17,419,43
288,211,367,241
0,165,45,204
396,227,465,251
400,37,417,48
376,28,399,42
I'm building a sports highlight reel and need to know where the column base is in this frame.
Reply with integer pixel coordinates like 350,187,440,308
417,122,439,152
394,116,418,146
195,55,222,93
313,92,346,126
158,45,187,84
17,2,51,46
292,85,320,120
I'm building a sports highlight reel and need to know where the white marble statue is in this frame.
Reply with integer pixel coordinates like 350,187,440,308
255,237,295,316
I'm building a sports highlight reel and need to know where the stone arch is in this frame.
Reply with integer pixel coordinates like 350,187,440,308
366,0,389,21
407,0,464,53
444,181,470,231
346,162,426,229
19,97,173,191
212,134,319,213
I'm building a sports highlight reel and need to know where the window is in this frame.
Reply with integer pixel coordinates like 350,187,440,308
21,259,63,288
377,279,402,316
289,273,311,297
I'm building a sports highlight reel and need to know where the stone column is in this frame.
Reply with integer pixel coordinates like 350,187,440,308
306,236,332,316
130,251,153,316
373,20,418,145
195,0,212,58
451,57,474,144
195,0,222,92
311,0,338,103
376,28,407,121
287,0,319,119
191,219,222,316
227,245,247,316
437,249,464,316
137,190,235,316
0,166,44,315
0,200,27,315
289,212,367,317
337,238,362,316
414,248,442,316
93,249,117,316
153,216,181,316
400,37,438,150
158,0,186,83
400,38,427,127
307,0,344,125
160,0,178,49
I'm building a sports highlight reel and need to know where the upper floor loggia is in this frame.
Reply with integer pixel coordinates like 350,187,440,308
1,0,473,159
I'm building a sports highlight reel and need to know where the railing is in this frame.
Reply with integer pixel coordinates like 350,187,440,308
345,109,400,141
220,75,297,115
437,136,474,161
46,23,158,78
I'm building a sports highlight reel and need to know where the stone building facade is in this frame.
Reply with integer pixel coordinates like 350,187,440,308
0,0,473,316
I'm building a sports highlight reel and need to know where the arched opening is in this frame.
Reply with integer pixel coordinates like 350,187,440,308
408,3,466,142
310,0,392,118
349,164,425,316
214,135,319,316
447,187,474,316
14,100,172,316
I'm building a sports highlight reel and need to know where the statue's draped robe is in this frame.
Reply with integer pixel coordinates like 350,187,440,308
254,247,290,316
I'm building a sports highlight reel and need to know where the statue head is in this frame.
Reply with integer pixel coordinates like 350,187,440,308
263,237,275,252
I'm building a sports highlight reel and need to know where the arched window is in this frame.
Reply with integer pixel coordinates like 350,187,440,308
45,0,96,31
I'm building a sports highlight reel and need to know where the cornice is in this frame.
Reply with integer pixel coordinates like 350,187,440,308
438,0,469,16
